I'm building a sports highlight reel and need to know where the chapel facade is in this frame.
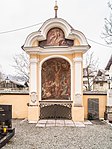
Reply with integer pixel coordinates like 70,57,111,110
23,3,90,123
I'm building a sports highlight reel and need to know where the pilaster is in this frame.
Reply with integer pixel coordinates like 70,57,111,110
28,57,40,123
73,56,83,106
72,56,84,122
29,57,39,105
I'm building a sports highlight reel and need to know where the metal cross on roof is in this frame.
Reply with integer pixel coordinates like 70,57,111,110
54,0,58,18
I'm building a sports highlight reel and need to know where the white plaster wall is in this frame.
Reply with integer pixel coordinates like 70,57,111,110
93,83,108,91
109,65,112,89
107,89,112,106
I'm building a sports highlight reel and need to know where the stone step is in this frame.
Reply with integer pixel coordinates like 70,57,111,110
36,119,92,127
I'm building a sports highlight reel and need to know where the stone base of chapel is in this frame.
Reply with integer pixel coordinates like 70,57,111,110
27,105,84,123
72,106,84,122
28,105,40,123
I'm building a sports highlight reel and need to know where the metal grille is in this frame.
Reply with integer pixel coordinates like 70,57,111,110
40,104,72,119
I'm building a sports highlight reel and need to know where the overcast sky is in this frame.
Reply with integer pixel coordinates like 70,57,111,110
0,0,111,75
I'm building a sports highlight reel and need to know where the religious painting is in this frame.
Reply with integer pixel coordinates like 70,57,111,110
42,58,71,100
39,28,73,47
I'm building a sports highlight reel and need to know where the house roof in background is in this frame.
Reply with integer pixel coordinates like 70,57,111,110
105,55,112,70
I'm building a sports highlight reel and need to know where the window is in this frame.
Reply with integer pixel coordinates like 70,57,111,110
100,82,103,86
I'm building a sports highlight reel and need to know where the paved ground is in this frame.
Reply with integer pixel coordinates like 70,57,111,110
36,119,92,127
2,119,112,149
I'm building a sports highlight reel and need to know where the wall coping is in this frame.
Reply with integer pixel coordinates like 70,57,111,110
0,90,107,95
0,90,29,95
83,91,107,95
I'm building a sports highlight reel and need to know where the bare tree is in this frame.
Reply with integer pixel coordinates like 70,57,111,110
13,52,29,81
102,1,112,44
83,52,99,91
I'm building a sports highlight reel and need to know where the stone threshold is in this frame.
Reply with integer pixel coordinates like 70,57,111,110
36,119,92,127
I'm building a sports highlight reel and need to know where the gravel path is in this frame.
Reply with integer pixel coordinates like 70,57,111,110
2,120,112,149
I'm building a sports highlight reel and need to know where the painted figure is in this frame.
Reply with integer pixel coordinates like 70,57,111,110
39,27,74,47
47,28,67,46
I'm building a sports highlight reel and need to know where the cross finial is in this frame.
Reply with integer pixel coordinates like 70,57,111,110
54,0,58,18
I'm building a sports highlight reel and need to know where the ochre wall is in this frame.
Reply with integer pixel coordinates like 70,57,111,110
0,94,107,120
0,94,29,119
83,95,107,119
30,53,83,62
